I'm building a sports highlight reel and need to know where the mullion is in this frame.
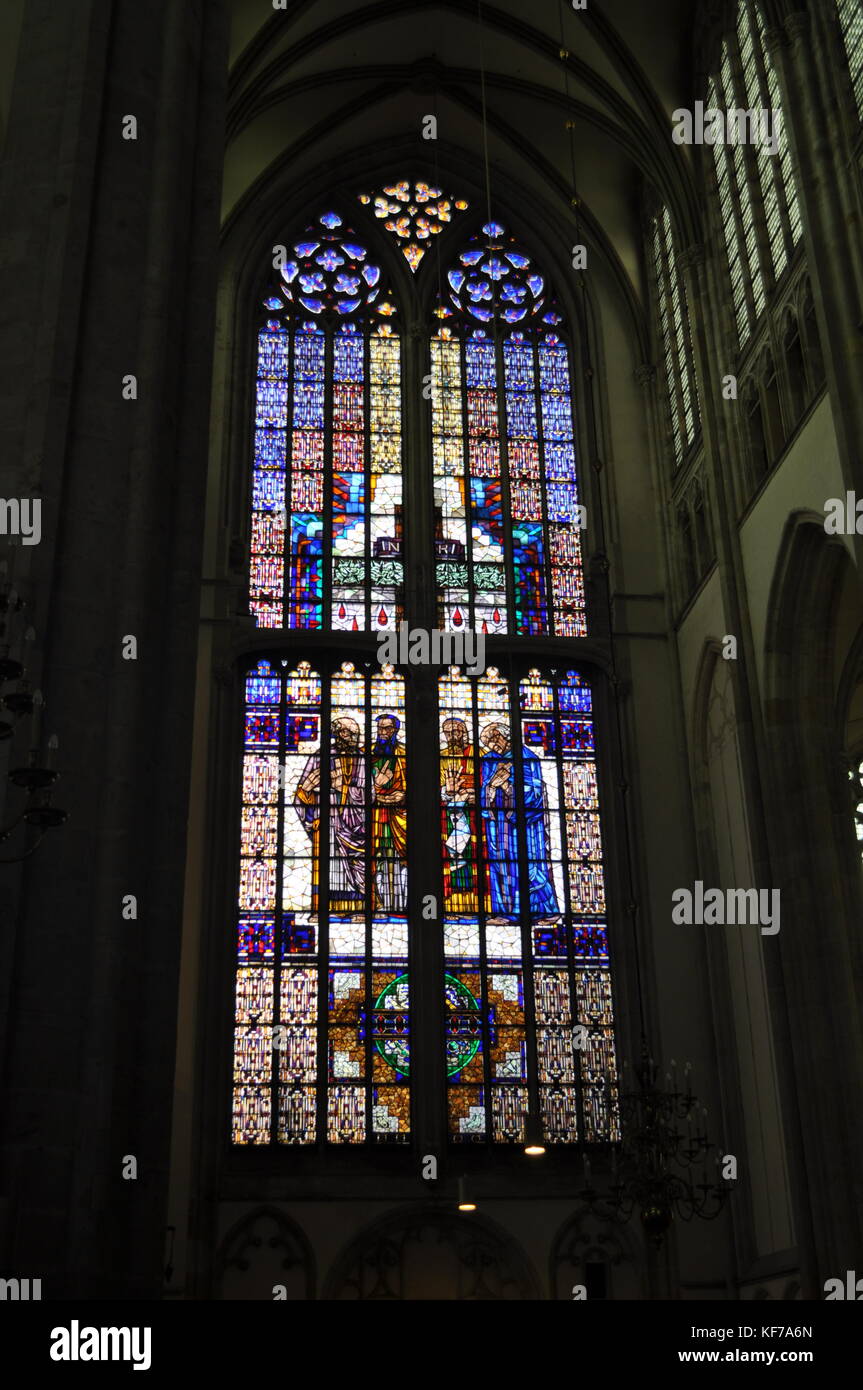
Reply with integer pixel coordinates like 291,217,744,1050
316,665,333,1148
269,665,288,1142
531,333,555,638
753,20,795,265
653,221,682,461
716,62,758,338
271,320,293,1133
461,329,482,635
553,671,581,1145
733,20,775,296
364,329,374,1129
453,331,475,633
279,318,295,630
364,670,374,1145
510,661,542,1143
661,230,688,456
493,328,518,635
665,216,693,444
322,324,335,633
470,681,493,1143
750,26,790,276
364,329,372,633
714,136,750,342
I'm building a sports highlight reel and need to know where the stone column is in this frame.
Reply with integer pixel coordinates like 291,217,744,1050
0,0,229,1297
677,238,820,1295
770,10,863,551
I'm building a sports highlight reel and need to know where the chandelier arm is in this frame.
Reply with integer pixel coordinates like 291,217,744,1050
0,828,46,863
0,807,27,843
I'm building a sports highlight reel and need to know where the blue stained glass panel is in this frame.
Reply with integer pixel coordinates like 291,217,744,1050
256,381,288,428
245,712,280,744
559,673,592,713
543,443,576,479
547,483,580,523
252,472,286,510
257,329,289,376
238,916,277,961
540,394,573,441
255,428,285,467
434,226,585,638
560,719,594,753
246,671,282,704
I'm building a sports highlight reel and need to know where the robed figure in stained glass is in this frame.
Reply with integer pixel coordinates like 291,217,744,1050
522,736,560,919
295,715,366,912
479,723,517,918
371,714,407,912
480,722,558,920
440,717,477,912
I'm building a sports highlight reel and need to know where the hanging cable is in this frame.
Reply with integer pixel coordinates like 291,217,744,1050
476,0,494,230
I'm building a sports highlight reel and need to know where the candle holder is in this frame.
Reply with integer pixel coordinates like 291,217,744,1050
23,790,68,831
0,561,26,683
1,754,68,858
3,679,34,719
0,589,68,860
575,1040,735,1249
10,759,59,791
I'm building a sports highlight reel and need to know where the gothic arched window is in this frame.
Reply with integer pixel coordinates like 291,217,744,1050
233,657,410,1144
432,221,618,1146
650,206,700,469
708,4,801,349
248,209,403,633
431,221,586,637
232,195,620,1150
439,666,617,1143
358,178,469,273
837,0,863,122
235,208,410,1145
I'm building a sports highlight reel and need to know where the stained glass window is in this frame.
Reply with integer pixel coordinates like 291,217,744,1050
358,181,469,272
838,0,863,121
439,666,619,1143
233,659,410,1144
708,6,802,350
236,188,619,1152
651,207,700,468
431,222,585,637
249,210,404,632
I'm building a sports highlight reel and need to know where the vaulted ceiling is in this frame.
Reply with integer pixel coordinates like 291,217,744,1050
224,0,712,318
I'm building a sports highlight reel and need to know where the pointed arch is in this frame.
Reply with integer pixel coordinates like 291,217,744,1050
550,1203,641,1299
230,181,621,1156
217,1205,315,1299
706,2,802,351
430,218,586,637
322,1204,541,1299
649,204,700,470
248,206,404,633
761,511,863,1274
690,636,795,1267
357,178,470,273
837,0,863,122
438,665,619,1145
232,658,411,1145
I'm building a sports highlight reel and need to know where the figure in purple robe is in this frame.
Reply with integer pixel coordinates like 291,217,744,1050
295,716,365,912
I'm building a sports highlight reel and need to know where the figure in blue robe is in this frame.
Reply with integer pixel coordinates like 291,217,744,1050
479,722,558,919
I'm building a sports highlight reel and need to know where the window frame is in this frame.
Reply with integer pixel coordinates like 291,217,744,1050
217,186,627,1173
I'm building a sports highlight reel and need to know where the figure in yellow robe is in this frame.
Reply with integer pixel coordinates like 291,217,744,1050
371,714,407,913
440,716,477,913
